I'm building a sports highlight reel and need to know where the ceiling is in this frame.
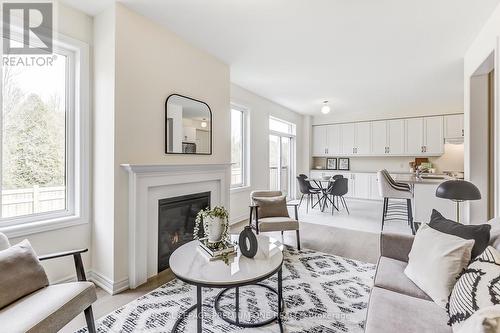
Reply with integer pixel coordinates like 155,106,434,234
62,0,500,116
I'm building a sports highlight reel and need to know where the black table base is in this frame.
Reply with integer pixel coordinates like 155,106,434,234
171,268,284,333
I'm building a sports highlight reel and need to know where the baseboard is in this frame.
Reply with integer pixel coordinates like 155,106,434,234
89,270,129,295
230,213,248,225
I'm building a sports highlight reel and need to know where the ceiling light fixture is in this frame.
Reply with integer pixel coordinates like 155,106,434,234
321,101,331,114
201,119,208,128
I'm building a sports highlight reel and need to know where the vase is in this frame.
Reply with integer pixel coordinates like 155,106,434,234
239,226,258,258
206,216,224,243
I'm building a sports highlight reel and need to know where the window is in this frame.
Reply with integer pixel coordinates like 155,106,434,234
0,33,89,235
231,105,248,188
269,117,296,198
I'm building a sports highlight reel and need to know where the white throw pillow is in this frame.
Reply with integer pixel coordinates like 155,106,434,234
404,223,475,308
455,305,500,333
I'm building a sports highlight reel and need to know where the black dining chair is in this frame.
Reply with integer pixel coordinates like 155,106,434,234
297,176,321,212
325,178,350,215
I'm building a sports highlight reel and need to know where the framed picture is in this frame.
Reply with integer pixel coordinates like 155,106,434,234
326,158,337,170
338,158,350,171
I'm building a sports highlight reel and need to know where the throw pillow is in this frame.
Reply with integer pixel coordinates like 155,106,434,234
404,223,475,308
454,305,500,333
490,217,500,252
253,196,290,218
429,209,491,258
0,239,49,309
447,246,500,331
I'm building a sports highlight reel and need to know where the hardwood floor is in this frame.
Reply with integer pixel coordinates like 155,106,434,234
61,221,380,332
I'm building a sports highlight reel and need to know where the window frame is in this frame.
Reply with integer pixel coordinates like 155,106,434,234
230,104,250,190
0,31,90,238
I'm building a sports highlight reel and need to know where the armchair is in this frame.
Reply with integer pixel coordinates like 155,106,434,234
0,232,97,333
249,190,301,250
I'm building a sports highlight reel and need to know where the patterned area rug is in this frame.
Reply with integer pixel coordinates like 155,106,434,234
77,247,375,333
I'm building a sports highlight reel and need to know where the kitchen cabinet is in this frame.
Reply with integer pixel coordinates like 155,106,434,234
444,114,464,139
326,125,342,155
312,126,328,156
353,173,371,199
423,116,444,155
341,123,356,155
355,122,371,155
405,118,424,155
371,120,388,155
369,174,381,200
388,119,405,155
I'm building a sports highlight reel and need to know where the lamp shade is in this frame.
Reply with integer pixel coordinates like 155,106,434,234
435,180,481,201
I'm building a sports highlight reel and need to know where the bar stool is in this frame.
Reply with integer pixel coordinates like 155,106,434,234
377,169,415,235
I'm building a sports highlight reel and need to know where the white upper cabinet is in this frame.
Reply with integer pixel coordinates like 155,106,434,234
424,116,444,155
444,114,464,139
387,119,405,155
341,123,356,155
312,126,328,156
371,120,388,155
405,117,424,155
326,124,342,155
355,122,371,155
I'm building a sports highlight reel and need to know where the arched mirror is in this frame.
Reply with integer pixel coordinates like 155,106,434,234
165,94,212,155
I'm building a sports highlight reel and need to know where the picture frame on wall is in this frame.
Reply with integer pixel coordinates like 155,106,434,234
338,158,350,171
326,158,337,170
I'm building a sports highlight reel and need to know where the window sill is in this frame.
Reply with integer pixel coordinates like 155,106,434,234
0,215,89,239
230,185,252,194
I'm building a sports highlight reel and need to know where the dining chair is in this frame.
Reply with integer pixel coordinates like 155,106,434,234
325,178,350,215
297,176,321,212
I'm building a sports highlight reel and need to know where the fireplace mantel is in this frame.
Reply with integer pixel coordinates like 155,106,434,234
121,163,231,288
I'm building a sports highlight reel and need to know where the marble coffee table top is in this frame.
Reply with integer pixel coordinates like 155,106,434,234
169,234,283,287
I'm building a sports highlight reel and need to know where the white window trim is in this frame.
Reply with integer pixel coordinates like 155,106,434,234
230,103,250,190
0,32,90,238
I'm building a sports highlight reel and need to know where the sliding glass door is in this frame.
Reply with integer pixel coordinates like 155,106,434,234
269,117,296,198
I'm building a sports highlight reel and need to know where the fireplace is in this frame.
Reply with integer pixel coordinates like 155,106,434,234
157,191,211,272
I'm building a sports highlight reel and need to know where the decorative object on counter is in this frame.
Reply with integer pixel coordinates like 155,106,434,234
436,180,481,223
321,175,332,180
314,165,324,169
338,158,350,171
194,206,229,244
326,158,337,170
238,226,258,258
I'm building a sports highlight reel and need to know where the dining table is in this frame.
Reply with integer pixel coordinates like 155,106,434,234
305,177,338,212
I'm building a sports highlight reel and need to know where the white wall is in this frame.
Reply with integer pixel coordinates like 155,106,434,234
92,5,116,284
7,2,93,283
91,3,231,290
229,84,307,223
464,3,500,222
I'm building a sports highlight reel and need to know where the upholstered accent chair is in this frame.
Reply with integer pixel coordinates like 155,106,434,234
0,232,97,333
249,190,301,250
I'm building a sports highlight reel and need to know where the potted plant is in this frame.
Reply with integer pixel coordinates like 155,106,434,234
194,206,229,244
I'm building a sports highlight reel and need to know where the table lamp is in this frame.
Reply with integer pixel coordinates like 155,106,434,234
435,180,481,223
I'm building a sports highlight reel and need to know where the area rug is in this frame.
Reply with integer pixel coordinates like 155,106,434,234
77,247,375,332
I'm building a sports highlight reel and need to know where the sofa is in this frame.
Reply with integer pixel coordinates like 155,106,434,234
365,220,500,333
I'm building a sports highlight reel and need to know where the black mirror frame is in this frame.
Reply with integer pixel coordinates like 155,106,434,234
165,93,213,155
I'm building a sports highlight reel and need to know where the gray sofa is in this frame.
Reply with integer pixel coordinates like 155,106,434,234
365,222,500,333
365,232,451,332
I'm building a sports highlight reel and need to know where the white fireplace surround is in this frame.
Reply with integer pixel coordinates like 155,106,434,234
122,164,231,289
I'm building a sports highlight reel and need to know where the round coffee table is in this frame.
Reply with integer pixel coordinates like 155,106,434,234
169,234,284,333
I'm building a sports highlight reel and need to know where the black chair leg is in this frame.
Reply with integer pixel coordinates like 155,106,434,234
381,198,388,232
407,199,415,235
84,306,96,333
298,194,304,208
296,230,301,250
341,196,350,214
